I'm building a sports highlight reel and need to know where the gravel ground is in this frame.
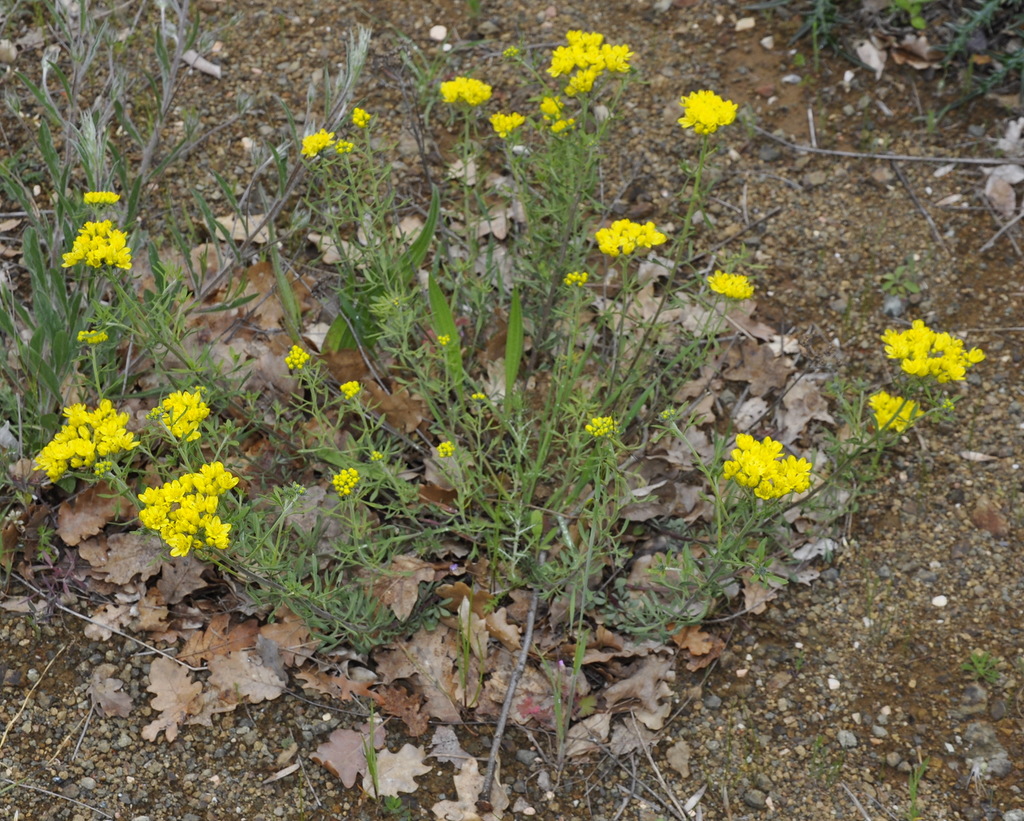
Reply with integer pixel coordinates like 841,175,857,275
1,0,1022,819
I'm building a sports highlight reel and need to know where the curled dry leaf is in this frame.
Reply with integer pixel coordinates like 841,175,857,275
57,483,121,546
141,656,203,742
88,663,133,718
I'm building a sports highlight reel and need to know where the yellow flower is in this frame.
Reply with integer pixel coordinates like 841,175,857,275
678,90,738,135
138,462,238,557
285,345,311,370
341,380,361,399
335,140,355,154
565,67,600,97
707,271,754,300
437,441,456,458
440,76,492,107
563,271,589,287
61,220,132,269
502,46,520,58
352,107,371,128
470,392,487,400
370,450,384,462
77,329,109,344
595,219,667,257
35,399,138,482
489,112,526,139
436,334,451,347
332,468,360,497
547,30,633,95
301,128,336,157
540,96,576,133
153,387,210,442
84,191,120,204
723,434,811,500
585,416,618,437
881,320,985,383
868,391,921,433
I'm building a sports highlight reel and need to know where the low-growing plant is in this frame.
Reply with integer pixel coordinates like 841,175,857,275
962,651,1001,685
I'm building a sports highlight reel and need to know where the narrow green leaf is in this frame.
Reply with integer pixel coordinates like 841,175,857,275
428,271,463,383
505,287,523,395
401,185,439,279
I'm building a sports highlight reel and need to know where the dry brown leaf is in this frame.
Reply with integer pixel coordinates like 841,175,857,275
971,495,1009,537
603,656,674,730
259,608,317,667
665,739,691,778
372,744,432,797
608,717,656,756
215,212,270,243
741,571,778,614
374,624,462,723
484,607,521,652
724,341,794,395
376,555,435,621
311,727,369,788
179,613,259,666
778,377,836,441
156,554,209,604
295,668,381,704
363,382,428,433
431,755,508,821
88,663,133,718
564,712,611,757
141,656,203,742
83,603,132,641
82,532,165,586
207,649,287,704
428,725,472,766
57,484,120,546
378,683,429,737
134,586,171,633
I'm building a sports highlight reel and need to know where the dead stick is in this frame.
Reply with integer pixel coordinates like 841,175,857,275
980,208,1024,252
753,124,1024,166
889,160,948,253
479,578,541,807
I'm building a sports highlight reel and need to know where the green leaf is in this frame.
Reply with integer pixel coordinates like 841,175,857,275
400,185,439,280
505,287,523,395
428,270,463,384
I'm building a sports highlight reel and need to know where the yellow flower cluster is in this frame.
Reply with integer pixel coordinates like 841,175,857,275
868,391,921,433
585,416,618,437
595,219,667,257
352,107,371,128
138,462,238,557
881,319,985,383
437,441,456,458
436,334,451,347
502,46,520,59
370,450,385,462
489,112,526,139
151,387,210,441
723,434,811,500
77,329,109,344
547,30,633,97
564,271,589,287
336,140,355,154
540,96,575,133
285,345,311,370
84,191,120,204
440,76,493,107
301,128,335,157
678,90,738,135
470,392,487,400
708,271,754,300
35,400,138,481
341,380,361,399
61,220,132,269
332,468,360,497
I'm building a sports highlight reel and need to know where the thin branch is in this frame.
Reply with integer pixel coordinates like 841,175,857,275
0,777,113,819
889,159,948,254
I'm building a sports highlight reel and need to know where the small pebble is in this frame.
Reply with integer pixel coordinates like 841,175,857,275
931,595,948,607
743,788,767,809
837,730,858,749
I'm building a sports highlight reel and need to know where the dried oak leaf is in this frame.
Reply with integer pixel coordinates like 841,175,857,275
57,483,121,546
207,649,286,704
312,721,385,788
428,725,471,766
179,613,259,666
375,554,435,621
374,625,462,723
295,668,381,704
88,663,133,718
83,603,132,641
88,532,165,585
431,755,509,821
141,656,203,742
156,554,209,604
378,683,429,737
372,744,432,797
603,656,675,730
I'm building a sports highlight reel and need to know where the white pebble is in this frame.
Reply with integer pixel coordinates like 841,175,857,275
429,25,447,42
735,17,755,31
931,595,948,607
827,676,841,690
760,36,774,50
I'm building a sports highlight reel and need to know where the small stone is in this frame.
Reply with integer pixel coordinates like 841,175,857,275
882,295,905,318
703,694,722,710
753,773,774,791
931,595,948,607
743,788,767,809
1002,810,1024,821
872,725,888,738
428,25,447,42
760,36,774,49
827,676,841,690
735,17,755,31
837,730,858,749
79,776,97,790
991,699,1007,721
515,749,539,766
885,752,902,768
